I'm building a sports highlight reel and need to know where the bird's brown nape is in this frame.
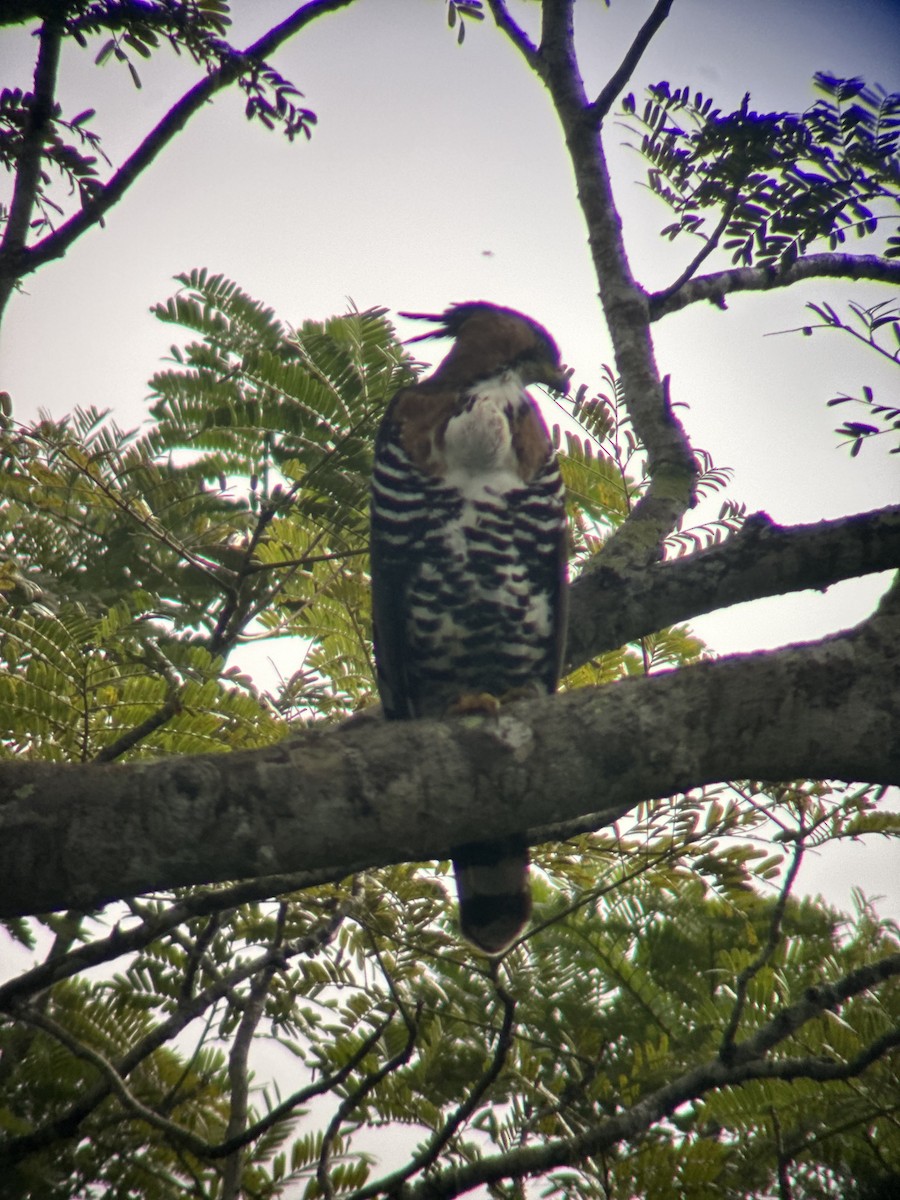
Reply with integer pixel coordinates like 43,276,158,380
401,302,567,395
371,301,568,953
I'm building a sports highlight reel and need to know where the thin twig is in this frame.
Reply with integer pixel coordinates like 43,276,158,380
8,977,390,1168
316,1004,417,1199
0,869,352,1010
243,547,368,574
719,840,804,1061
221,903,287,1200
93,695,181,763
7,0,358,290
589,0,675,125
59,446,228,586
653,189,742,305
343,982,516,1200
1,906,353,1168
485,0,538,64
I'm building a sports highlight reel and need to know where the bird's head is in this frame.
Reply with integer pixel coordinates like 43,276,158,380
400,302,570,395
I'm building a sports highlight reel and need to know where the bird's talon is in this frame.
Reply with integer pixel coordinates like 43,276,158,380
447,692,502,716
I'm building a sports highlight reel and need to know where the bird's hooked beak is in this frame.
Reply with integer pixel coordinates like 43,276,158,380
537,362,572,396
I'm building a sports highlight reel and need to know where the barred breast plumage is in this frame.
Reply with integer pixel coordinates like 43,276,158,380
370,302,568,955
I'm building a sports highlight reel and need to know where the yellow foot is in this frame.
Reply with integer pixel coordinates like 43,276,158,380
447,684,542,716
447,692,502,716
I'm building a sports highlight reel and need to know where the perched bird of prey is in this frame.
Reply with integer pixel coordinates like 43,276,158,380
370,302,569,955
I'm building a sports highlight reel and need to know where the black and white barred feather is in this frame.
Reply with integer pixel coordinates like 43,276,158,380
370,303,568,954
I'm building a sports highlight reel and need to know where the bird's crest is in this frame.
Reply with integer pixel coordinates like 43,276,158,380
399,302,554,348
399,302,568,395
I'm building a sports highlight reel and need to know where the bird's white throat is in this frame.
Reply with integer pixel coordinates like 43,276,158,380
443,372,523,483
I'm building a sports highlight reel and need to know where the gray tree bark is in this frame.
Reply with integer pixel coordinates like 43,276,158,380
2,575,897,918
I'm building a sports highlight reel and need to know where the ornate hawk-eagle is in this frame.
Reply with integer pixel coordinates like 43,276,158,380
370,302,569,955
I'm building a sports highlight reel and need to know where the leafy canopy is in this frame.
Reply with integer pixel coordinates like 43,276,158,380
1,270,898,1199
622,72,900,269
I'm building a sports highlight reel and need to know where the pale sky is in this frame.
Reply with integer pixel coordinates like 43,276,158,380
1,0,898,910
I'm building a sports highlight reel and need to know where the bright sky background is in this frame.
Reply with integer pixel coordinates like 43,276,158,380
1,1,898,913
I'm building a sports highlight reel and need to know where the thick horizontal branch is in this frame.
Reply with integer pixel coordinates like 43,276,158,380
648,253,900,320
566,505,900,669
1,585,898,918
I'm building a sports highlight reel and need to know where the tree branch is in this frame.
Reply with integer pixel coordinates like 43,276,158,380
529,2,698,574
388,952,900,1200
733,952,900,1062
0,15,63,268
484,0,538,65
93,695,182,763
565,506,900,670
9,1005,220,1160
221,907,286,1199
1,583,898,919
648,253,900,320
0,867,348,1009
0,907,353,1167
489,1,696,575
317,1005,419,1199
0,0,357,317
719,840,805,1058
588,0,674,125
353,982,516,1200
651,186,742,305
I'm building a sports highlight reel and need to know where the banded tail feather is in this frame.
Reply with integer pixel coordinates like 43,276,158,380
452,836,531,956
370,302,568,954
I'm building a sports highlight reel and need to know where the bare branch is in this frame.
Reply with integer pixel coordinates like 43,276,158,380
649,253,900,321
0,16,63,263
221,905,286,1200
589,0,675,125
566,505,900,671
9,1006,218,1159
735,951,900,1061
652,187,742,305
0,907,352,1169
494,1,697,572
0,868,349,1009
0,0,357,315
93,695,182,763
485,0,538,65
535,6,697,572
317,1005,418,1199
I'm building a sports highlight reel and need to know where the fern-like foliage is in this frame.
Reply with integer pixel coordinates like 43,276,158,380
0,2,315,248
801,298,900,456
621,73,900,271
2,276,898,1199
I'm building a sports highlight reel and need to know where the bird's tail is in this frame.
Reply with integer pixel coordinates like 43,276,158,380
452,836,531,956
